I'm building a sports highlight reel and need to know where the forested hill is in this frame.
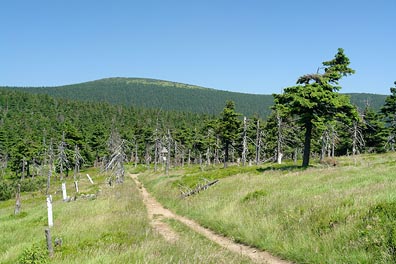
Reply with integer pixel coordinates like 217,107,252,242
0,88,213,171
1,77,387,116
4,78,273,117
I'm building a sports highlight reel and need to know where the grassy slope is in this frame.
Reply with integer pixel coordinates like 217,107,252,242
1,77,386,117
0,167,251,264
141,152,396,264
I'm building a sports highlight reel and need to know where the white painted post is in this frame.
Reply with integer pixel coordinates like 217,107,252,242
74,181,79,193
62,182,67,201
46,195,53,227
86,174,94,184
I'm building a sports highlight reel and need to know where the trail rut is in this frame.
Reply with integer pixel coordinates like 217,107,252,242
130,174,292,264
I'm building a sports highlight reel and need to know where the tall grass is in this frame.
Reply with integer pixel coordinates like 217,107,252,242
142,152,396,263
0,168,252,263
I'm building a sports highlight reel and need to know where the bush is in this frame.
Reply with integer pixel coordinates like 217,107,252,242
242,189,268,202
14,177,47,192
0,180,13,201
18,244,48,264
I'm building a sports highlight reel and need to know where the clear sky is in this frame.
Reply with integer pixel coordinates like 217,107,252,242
1,0,395,95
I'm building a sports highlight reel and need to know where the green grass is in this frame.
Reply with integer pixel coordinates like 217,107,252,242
0,169,252,263
141,152,396,264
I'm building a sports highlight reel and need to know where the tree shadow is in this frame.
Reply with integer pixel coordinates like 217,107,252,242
256,164,308,172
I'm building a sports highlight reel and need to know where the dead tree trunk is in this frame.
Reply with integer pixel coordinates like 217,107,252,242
154,132,159,172
134,140,139,168
14,184,21,215
145,144,151,169
166,129,171,175
255,119,261,165
351,121,364,156
320,129,329,162
21,157,26,181
199,153,203,171
276,112,283,164
73,145,83,193
45,228,54,257
330,125,337,158
241,116,248,166
181,148,185,167
46,140,54,195
106,129,126,184
206,147,211,166
57,132,68,181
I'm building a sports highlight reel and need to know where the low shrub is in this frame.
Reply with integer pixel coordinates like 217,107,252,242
242,189,268,202
0,180,13,201
18,244,48,264
14,176,47,192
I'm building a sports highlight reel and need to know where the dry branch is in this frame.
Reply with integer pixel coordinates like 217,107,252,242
180,179,219,198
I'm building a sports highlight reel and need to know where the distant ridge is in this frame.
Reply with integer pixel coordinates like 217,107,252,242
0,77,387,117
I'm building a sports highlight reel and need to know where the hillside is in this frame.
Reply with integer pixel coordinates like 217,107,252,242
1,77,387,117
142,152,396,263
0,167,252,263
4,78,273,117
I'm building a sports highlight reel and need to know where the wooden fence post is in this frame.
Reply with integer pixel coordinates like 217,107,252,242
45,228,54,257
14,184,21,215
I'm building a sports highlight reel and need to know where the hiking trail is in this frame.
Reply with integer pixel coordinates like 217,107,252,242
130,174,292,264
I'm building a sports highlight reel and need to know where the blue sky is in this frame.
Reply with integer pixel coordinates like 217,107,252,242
1,0,395,95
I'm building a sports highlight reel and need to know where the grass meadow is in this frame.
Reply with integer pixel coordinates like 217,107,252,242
141,152,396,264
0,167,251,264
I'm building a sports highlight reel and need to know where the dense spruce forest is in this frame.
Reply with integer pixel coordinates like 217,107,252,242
0,76,395,183
0,88,215,180
1,77,387,117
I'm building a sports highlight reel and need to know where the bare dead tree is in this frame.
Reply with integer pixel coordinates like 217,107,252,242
214,136,221,165
73,145,84,192
255,119,261,165
46,139,55,195
329,125,338,158
134,139,139,168
350,120,365,156
174,140,178,167
14,184,21,215
181,147,185,167
241,117,248,166
105,129,127,184
188,148,191,166
57,132,69,181
0,154,8,179
167,130,171,175
320,128,330,161
276,112,284,164
154,128,159,172
21,157,26,180
206,146,211,166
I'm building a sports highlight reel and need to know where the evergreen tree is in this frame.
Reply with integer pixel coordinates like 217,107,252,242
362,107,387,152
274,48,358,166
381,82,396,151
217,101,241,168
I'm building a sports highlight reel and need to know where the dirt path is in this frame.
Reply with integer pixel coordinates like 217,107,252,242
130,174,292,264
